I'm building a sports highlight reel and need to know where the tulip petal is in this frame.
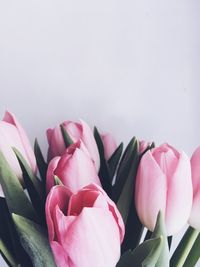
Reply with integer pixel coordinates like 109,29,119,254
189,190,200,230
50,241,69,267
79,120,100,171
3,111,36,173
165,152,193,235
135,151,167,232
47,127,66,161
63,121,82,140
0,122,27,178
101,133,117,161
62,207,121,267
191,147,200,195
46,157,61,194
46,186,72,241
54,149,100,193
152,145,178,179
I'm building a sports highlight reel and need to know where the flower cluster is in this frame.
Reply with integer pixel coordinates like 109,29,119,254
0,111,199,267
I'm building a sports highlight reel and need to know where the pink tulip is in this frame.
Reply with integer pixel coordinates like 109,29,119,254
189,147,200,230
46,183,125,267
135,143,193,235
46,141,101,194
101,133,117,160
47,119,100,171
0,111,36,180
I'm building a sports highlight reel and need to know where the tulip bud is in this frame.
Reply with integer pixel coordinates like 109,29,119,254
189,146,200,230
46,141,101,194
47,119,100,171
135,143,193,235
45,184,125,267
0,111,36,196
101,132,117,161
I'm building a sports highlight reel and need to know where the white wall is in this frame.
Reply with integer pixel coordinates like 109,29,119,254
0,0,199,266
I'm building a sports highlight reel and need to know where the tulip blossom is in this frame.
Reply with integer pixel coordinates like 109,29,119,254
47,119,100,171
101,132,117,160
46,183,125,267
135,143,193,236
189,147,200,230
46,141,101,194
0,111,36,181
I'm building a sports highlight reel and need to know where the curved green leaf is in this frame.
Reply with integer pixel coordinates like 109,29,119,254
183,232,200,267
0,151,36,222
34,139,48,184
151,211,169,267
94,126,112,196
108,142,123,181
12,214,56,267
117,236,163,267
60,124,73,147
13,148,42,197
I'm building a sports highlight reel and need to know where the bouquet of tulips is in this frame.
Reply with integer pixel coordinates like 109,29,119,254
0,111,199,267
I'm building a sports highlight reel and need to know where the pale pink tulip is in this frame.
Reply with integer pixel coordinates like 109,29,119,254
46,183,125,267
47,119,100,171
0,111,36,179
46,141,100,194
101,133,117,160
189,147,200,230
135,143,193,235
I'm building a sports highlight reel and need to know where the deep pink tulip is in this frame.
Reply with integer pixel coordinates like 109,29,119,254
189,147,200,230
135,143,193,235
47,119,100,171
46,183,125,267
46,141,101,194
0,111,36,180
101,133,117,160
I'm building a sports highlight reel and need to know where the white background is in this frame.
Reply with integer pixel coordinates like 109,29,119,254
0,0,200,266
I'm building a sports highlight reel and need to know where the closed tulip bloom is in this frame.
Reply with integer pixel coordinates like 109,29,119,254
135,143,193,236
101,133,117,160
46,184,125,267
189,147,200,230
0,111,36,180
46,141,101,194
47,119,100,171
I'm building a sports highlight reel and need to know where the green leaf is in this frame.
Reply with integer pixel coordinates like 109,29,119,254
0,151,37,222
183,232,200,267
34,139,48,184
114,138,139,224
112,137,138,202
12,214,56,267
60,124,73,148
13,148,45,224
13,148,42,197
0,197,32,267
108,142,123,182
151,211,169,267
0,238,18,267
117,236,163,267
94,126,112,196
54,175,63,186
121,200,143,253
170,226,199,267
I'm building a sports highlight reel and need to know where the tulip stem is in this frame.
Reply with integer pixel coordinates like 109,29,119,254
170,226,199,267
